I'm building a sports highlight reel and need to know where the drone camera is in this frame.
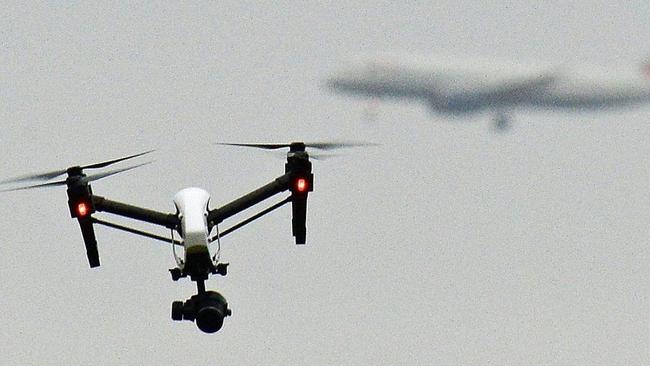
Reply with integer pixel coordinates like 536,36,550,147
171,291,231,333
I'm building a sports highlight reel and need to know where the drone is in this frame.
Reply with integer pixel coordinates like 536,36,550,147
1,141,371,333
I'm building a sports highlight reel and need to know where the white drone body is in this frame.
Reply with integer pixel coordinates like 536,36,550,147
173,187,214,267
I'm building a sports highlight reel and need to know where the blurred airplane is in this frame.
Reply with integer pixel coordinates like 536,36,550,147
326,54,650,130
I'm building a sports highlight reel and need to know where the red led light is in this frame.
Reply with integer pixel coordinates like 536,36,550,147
76,202,90,217
295,178,308,193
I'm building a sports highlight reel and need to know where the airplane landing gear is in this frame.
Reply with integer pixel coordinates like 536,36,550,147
493,113,511,131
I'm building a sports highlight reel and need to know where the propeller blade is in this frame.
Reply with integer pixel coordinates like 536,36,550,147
216,143,291,150
305,141,379,150
1,162,152,192
216,141,378,151
0,179,67,192
81,150,156,170
82,161,153,183
0,168,69,185
308,153,340,161
0,150,155,185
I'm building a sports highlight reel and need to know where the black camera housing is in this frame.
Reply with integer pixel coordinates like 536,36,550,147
171,291,231,333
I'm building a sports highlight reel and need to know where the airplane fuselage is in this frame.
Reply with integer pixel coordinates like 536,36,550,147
327,57,650,116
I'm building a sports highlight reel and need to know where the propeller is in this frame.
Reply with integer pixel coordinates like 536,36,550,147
0,150,155,185
216,141,378,162
0,151,154,192
1,162,152,192
216,141,377,151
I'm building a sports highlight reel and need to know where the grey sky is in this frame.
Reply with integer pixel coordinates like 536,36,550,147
2,1,650,365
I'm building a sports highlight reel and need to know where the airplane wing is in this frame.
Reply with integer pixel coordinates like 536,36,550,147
469,73,557,102
430,71,558,111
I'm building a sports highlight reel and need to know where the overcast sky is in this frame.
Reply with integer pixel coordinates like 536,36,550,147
2,2,650,365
